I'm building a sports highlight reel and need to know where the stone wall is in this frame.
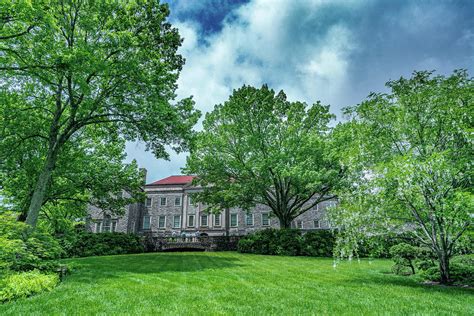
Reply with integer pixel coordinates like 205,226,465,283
87,183,335,237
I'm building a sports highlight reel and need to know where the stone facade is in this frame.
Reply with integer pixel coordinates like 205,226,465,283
87,175,334,236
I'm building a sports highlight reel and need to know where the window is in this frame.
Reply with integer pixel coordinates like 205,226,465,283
173,215,181,228
143,215,151,230
230,214,238,227
188,195,192,205
314,220,320,229
111,220,117,232
214,214,221,227
296,220,303,229
145,197,152,207
160,197,167,206
201,214,208,227
103,217,111,232
158,216,166,228
188,215,195,227
246,213,254,226
175,197,182,206
95,221,102,233
262,213,270,226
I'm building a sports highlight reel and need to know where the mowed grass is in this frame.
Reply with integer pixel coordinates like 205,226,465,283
1,252,472,315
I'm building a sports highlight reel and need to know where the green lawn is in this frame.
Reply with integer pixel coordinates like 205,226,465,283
1,252,472,315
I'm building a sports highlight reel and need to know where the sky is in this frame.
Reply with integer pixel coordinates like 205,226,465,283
126,0,474,184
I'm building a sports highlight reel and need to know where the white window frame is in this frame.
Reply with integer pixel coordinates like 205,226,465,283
200,214,208,227
143,215,151,230
160,197,167,206
214,214,221,227
230,213,238,227
145,197,152,207
173,215,181,228
158,216,166,229
175,196,182,206
188,195,192,205
246,213,254,226
95,221,102,233
261,213,270,226
111,220,118,232
103,217,111,232
296,220,303,229
188,215,195,227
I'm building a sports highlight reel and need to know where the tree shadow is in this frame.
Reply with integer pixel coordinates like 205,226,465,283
64,253,242,284
344,273,474,295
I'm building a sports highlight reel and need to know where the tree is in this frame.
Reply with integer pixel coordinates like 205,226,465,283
0,1,200,230
185,85,343,228
0,123,145,226
331,70,473,284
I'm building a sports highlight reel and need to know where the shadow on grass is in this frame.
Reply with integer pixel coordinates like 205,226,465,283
345,272,474,295
65,253,242,284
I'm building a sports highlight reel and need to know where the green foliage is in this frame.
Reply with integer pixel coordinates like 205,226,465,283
238,229,335,257
389,243,420,275
331,70,473,283
302,230,336,257
186,85,342,228
63,232,144,258
0,212,63,273
0,270,59,302
0,1,200,228
421,255,474,286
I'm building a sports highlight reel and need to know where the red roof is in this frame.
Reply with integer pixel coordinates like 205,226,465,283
147,175,195,186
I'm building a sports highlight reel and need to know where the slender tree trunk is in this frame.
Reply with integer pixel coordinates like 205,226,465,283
408,261,416,275
25,151,57,229
437,251,450,284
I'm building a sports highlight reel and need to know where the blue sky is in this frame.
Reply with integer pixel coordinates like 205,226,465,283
126,0,474,183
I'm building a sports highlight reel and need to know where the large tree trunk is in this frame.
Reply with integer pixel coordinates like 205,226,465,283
25,151,56,229
278,216,292,229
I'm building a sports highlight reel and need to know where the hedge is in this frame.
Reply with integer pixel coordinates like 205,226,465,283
62,232,144,258
238,229,335,257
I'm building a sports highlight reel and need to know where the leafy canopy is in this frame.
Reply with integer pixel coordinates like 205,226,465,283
331,70,473,283
0,1,200,228
186,85,343,228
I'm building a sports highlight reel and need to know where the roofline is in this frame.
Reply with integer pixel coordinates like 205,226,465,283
145,175,196,187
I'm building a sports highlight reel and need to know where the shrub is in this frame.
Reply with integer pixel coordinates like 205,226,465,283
302,230,335,257
354,233,420,258
421,255,474,286
0,270,59,302
390,243,420,275
276,230,303,256
26,232,64,260
64,232,144,257
238,229,335,257
0,213,63,273
0,238,36,271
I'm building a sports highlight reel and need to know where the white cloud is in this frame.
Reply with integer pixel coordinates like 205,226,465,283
176,0,357,113
126,0,474,181
128,0,359,180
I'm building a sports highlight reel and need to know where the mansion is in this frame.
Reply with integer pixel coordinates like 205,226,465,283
87,174,334,236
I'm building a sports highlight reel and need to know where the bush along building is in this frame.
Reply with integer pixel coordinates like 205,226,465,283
86,174,335,237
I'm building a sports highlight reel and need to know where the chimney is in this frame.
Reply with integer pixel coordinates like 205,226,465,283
139,168,147,187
